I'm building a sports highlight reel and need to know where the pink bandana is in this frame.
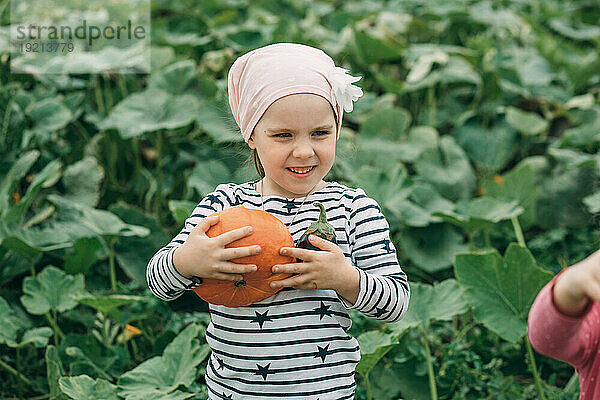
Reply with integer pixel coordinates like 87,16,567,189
227,42,363,143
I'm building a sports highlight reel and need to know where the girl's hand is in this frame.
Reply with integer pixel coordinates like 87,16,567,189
173,215,260,281
270,235,360,303
553,249,600,317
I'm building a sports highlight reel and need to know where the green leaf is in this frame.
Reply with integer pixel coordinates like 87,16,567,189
20,266,85,315
400,224,469,273
188,159,232,197
148,60,198,95
455,244,553,343
414,136,477,202
45,194,150,239
432,197,524,234
389,280,468,334
482,164,538,229
505,107,549,136
0,295,25,347
4,159,62,226
109,202,170,286
46,345,68,400
353,27,403,63
19,327,53,348
0,150,39,217
453,120,518,173
583,190,600,214
63,157,104,208
64,237,108,275
59,375,119,400
75,294,145,316
359,107,411,138
355,331,398,377
118,324,210,400
195,96,240,143
99,88,199,139
59,334,126,380
168,200,197,224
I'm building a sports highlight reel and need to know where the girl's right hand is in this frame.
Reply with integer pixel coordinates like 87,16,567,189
172,215,261,281
553,249,600,317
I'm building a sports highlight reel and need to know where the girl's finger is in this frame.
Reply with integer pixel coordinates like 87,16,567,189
270,274,309,289
221,244,261,260
271,262,307,274
217,262,258,275
215,225,255,246
191,215,220,236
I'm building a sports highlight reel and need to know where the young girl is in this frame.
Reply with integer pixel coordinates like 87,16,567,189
527,249,600,399
146,42,410,399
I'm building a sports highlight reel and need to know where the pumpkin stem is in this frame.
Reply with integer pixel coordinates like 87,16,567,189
234,280,247,287
310,202,335,236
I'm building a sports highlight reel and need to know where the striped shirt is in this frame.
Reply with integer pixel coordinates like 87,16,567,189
146,181,410,399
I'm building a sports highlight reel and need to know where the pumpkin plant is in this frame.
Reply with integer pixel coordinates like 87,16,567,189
193,206,294,307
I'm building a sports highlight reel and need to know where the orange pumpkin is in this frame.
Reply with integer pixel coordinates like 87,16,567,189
193,205,294,307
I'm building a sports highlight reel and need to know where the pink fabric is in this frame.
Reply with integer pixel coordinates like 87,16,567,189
227,42,360,143
527,273,600,399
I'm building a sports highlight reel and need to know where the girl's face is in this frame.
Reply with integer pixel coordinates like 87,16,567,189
248,93,337,198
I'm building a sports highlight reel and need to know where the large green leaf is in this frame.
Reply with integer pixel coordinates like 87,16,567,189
453,120,518,173
432,197,524,234
355,331,399,378
400,224,469,273
0,295,27,347
46,345,68,400
109,202,170,286
76,294,145,317
20,266,85,315
188,159,232,197
45,194,150,239
414,136,477,202
195,96,241,143
0,150,39,217
359,107,411,138
62,157,104,208
455,244,553,343
505,107,549,136
59,334,127,380
99,88,199,139
482,164,538,229
389,280,468,334
148,60,198,95
118,324,210,400
59,375,119,400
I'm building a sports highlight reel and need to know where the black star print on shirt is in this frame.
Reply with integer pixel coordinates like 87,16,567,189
314,344,330,362
255,363,272,380
250,310,273,328
215,357,226,370
374,306,388,318
205,194,220,206
220,393,232,400
313,302,333,320
382,239,395,254
284,199,296,213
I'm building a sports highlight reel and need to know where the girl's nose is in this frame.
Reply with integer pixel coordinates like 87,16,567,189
292,139,316,158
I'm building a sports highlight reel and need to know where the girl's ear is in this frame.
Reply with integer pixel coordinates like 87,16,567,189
247,133,256,150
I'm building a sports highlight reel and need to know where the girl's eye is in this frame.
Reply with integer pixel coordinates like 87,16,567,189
273,131,330,137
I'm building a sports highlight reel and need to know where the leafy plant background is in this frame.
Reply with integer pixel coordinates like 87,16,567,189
1,0,599,399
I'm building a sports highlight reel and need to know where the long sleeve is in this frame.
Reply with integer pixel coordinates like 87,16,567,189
527,274,600,369
340,188,410,323
146,184,232,301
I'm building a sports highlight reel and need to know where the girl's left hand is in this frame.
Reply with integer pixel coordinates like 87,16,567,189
271,235,359,298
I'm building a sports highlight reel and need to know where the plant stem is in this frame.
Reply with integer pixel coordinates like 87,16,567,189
565,371,579,393
483,227,491,249
108,237,117,292
0,357,31,386
421,329,438,400
511,216,526,247
364,373,372,400
154,130,164,217
526,338,546,400
16,347,23,400
94,74,105,116
46,312,64,345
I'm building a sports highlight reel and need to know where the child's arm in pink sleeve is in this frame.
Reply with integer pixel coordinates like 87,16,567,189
527,276,597,369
